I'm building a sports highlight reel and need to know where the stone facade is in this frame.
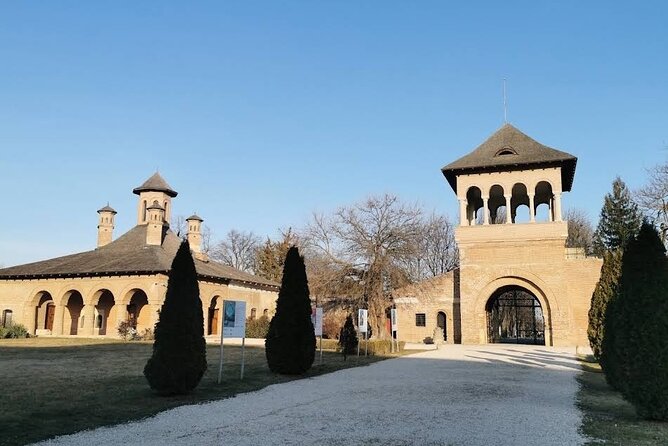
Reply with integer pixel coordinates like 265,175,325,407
395,124,602,348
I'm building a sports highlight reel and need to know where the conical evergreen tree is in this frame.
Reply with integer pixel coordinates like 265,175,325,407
592,177,642,256
604,222,668,420
265,246,316,374
144,241,207,395
338,314,358,360
587,250,622,360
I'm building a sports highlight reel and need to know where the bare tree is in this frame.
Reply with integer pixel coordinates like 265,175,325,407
171,215,213,254
209,229,261,273
636,162,668,243
565,208,595,255
415,213,458,280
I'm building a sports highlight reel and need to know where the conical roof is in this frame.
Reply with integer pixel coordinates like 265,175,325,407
186,214,203,222
132,172,178,197
97,204,117,214
441,124,577,193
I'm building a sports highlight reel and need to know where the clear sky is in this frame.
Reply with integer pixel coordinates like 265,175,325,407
1,1,666,266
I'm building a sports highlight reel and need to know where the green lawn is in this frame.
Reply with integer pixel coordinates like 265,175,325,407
577,360,668,445
0,338,402,446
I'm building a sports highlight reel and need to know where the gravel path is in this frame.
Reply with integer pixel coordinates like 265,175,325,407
36,345,585,446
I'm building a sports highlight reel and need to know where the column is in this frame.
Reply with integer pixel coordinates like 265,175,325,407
553,192,562,222
482,197,490,225
52,304,65,336
504,195,512,224
528,194,536,222
116,303,129,332
459,199,468,226
82,304,96,336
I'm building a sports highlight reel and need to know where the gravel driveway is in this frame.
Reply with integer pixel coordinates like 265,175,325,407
36,345,584,446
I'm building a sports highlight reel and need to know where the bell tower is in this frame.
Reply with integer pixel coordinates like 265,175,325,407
133,172,178,226
96,204,117,248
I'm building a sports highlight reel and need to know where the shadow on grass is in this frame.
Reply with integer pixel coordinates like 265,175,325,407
0,339,401,446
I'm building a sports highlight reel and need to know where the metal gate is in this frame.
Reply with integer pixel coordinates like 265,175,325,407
487,287,545,345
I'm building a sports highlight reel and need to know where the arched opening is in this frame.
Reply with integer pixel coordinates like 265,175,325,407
34,292,55,333
511,183,530,223
208,296,220,335
64,291,84,335
535,181,554,222
142,200,147,222
488,185,506,224
486,286,545,345
127,290,149,332
436,311,447,342
2,309,13,327
466,186,483,226
250,308,257,320
95,290,115,336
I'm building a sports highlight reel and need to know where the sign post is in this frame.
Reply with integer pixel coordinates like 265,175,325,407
312,307,323,365
217,300,247,383
390,308,398,353
357,309,368,358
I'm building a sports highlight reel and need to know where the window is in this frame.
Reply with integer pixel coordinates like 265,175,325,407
263,309,269,316
250,308,257,320
2,309,12,327
494,147,518,157
415,313,426,327
95,314,102,329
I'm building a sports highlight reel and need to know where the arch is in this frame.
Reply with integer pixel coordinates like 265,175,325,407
436,311,447,341
208,295,220,336
33,291,55,333
263,308,269,317
486,286,545,345
250,308,257,320
466,186,483,225
2,309,13,327
511,183,530,223
534,181,554,222
474,275,554,346
63,290,84,335
94,289,115,336
126,289,149,332
488,184,506,224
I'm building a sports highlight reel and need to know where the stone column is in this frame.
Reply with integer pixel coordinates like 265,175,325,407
82,305,96,336
504,195,512,224
459,199,468,226
528,194,536,222
482,197,490,225
52,304,65,336
553,192,562,222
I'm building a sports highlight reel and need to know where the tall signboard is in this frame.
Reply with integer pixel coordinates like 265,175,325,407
218,300,248,383
357,309,368,357
312,307,323,365
390,308,398,353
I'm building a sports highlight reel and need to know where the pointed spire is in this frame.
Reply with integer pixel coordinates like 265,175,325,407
133,172,178,197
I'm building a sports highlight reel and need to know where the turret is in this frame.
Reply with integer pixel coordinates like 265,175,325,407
186,214,206,260
133,172,178,226
96,204,117,248
146,201,166,246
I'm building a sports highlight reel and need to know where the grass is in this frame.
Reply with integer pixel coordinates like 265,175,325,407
577,358,668,445
0,337,405,446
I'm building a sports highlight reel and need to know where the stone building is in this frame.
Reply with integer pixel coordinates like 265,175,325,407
395,124,602,347
0,173,278,338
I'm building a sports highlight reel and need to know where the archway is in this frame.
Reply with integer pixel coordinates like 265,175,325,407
64,291,84,335
95,290,115,336
127,290,149,332
208,296,220,335
34,292,55,333
436,311,447,342
486,286,545,345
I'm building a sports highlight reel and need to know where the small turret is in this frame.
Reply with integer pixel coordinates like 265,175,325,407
97,204,117,248
133,172,178,226
186,214,206,260
146,200,166,246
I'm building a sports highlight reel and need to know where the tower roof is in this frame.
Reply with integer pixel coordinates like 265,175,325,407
97,204,117,214
186,214,203,222
146,200,164,211
441,124,577,193
132,172,178,197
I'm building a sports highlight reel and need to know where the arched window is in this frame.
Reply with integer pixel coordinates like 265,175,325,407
95,314,103,329
263,309,269,316
488,185,506,224
250,308,257,320
466,186,483,225
2,309,12,327
142,200,147,222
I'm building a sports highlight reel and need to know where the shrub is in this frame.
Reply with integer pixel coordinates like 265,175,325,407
0,323,29,339
265,246,316,374
323,338,404,355
338,315,358,360
588,250,622,360
117,321,137,341
602,222,668,420
139,328,154,341
144,241,207,395
245,315,270,338
0,326,8,338
322,310,346,339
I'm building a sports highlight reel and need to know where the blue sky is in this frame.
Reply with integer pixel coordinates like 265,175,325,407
1,1,666,266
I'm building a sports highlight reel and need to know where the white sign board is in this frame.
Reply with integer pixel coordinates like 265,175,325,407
311,307,323,337
223,300,246,338
358,309,368,333
391,308,398,331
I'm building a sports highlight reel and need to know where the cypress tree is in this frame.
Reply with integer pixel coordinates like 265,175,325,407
265,246,316,374
606,223,668,419
338,314,358,360
144,241,207,395
592,177,642,256
587,250,622,360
